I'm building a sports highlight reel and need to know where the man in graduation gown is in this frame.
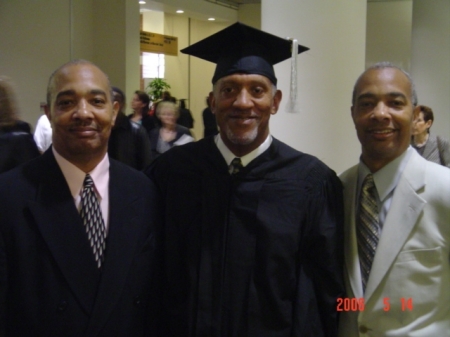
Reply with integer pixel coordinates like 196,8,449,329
146,22,345,337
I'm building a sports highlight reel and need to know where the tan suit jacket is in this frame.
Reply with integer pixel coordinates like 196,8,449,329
338,150,450,336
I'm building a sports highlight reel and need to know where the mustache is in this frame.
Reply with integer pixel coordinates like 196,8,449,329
68,121,100,130
228,112,257,118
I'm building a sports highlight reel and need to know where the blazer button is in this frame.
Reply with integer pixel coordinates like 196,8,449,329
359,325,370,334
134,296,142,307
57,300,68,312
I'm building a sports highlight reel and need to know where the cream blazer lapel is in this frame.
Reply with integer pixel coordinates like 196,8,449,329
364,151,427,301
341,165,364,299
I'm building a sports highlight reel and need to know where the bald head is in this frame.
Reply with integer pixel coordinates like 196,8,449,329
46,59,113,107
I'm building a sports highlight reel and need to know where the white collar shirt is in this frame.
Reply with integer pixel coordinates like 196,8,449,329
215,134,272,173
356,146,413,230
52,147,110,233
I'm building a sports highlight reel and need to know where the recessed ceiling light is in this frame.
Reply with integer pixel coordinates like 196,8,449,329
176,10,184,14
208,18,215,21
139,1,146,4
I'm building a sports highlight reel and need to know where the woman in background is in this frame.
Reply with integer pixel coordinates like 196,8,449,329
412,104,450,167
129,90,156,134
150,101,193,159
0,77,39,173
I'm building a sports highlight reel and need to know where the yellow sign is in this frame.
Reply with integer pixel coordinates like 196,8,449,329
140,31,178,56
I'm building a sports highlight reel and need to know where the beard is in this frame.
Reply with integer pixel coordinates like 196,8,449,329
225,125,258,145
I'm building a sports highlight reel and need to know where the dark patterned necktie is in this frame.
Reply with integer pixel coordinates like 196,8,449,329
230,157,243,174
80,174,106,268
356,174,380,292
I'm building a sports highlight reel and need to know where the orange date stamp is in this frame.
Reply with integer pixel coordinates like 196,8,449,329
336,297,413,312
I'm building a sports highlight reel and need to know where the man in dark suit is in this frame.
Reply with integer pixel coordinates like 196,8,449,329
0,60,159,336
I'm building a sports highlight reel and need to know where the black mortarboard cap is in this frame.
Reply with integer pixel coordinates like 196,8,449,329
180,22,309,85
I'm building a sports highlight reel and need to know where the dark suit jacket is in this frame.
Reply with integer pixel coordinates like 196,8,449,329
0,124,39,174
412,134,450,168
0,149,160,337
108,113,152,171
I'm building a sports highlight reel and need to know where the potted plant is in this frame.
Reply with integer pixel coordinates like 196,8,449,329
146,78,171,101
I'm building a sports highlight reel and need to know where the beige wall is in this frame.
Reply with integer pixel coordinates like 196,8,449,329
411,0,450,138
0,0,140,130
0,0,71,127
263,0,366,173
366,1,413,71
238,4,261,29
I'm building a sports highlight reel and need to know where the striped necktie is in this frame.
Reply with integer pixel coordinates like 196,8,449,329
230,157,243,174
356,174,380,292
80,174,106,268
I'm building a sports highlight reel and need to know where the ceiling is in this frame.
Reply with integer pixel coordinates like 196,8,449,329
140,0,255,23
139,0,408,23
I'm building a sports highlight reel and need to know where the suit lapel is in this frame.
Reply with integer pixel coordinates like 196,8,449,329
86,161,147,336
365,152,426,300
341,166,364,299
27,150,101,315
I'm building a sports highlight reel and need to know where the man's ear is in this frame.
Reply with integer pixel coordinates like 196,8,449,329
350,105,356,122
271,90,282,115
412,105,421,120
111,101,119,126
208,92,215,114
44,104,52,122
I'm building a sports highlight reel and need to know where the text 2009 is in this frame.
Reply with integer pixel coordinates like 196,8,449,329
336,298,365,311
336,298,414,312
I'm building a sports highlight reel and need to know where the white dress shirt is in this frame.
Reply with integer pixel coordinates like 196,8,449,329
215,134,273,172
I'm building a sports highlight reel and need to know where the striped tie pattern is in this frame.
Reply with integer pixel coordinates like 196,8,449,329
356,174,380,292
230,157,243,174
80,174,106,268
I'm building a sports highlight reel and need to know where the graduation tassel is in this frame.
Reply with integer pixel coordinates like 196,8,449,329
286,38,299,113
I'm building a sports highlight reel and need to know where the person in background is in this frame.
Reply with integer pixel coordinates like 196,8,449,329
146,22,344,336
149,101,193,159
34,113,53,153
0,76,39,173
129,90,155,135
108,87,152,170
202,96,218,138
338,62,450,337
411,104,450,167
0,60,160,336
177,99,194,129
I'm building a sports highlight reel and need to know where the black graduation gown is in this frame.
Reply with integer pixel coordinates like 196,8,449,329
146,137,344,337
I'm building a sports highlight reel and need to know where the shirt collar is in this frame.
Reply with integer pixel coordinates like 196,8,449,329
215,134,272,167
52,147,110,200
358,146,413,202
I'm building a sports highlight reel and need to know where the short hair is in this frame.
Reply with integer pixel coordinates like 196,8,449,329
418,104,434,126
46,59,113,106
112,86,126,113
112,86,126,104
156,101,179,118
351,62,418,106
134,90,150,106
0,76,19,128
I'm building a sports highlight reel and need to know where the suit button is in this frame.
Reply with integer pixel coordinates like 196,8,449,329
57,300,68,312
134,296,142,307
359,325,370,333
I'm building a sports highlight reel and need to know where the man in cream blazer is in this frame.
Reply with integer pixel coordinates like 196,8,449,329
338,62,450,336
